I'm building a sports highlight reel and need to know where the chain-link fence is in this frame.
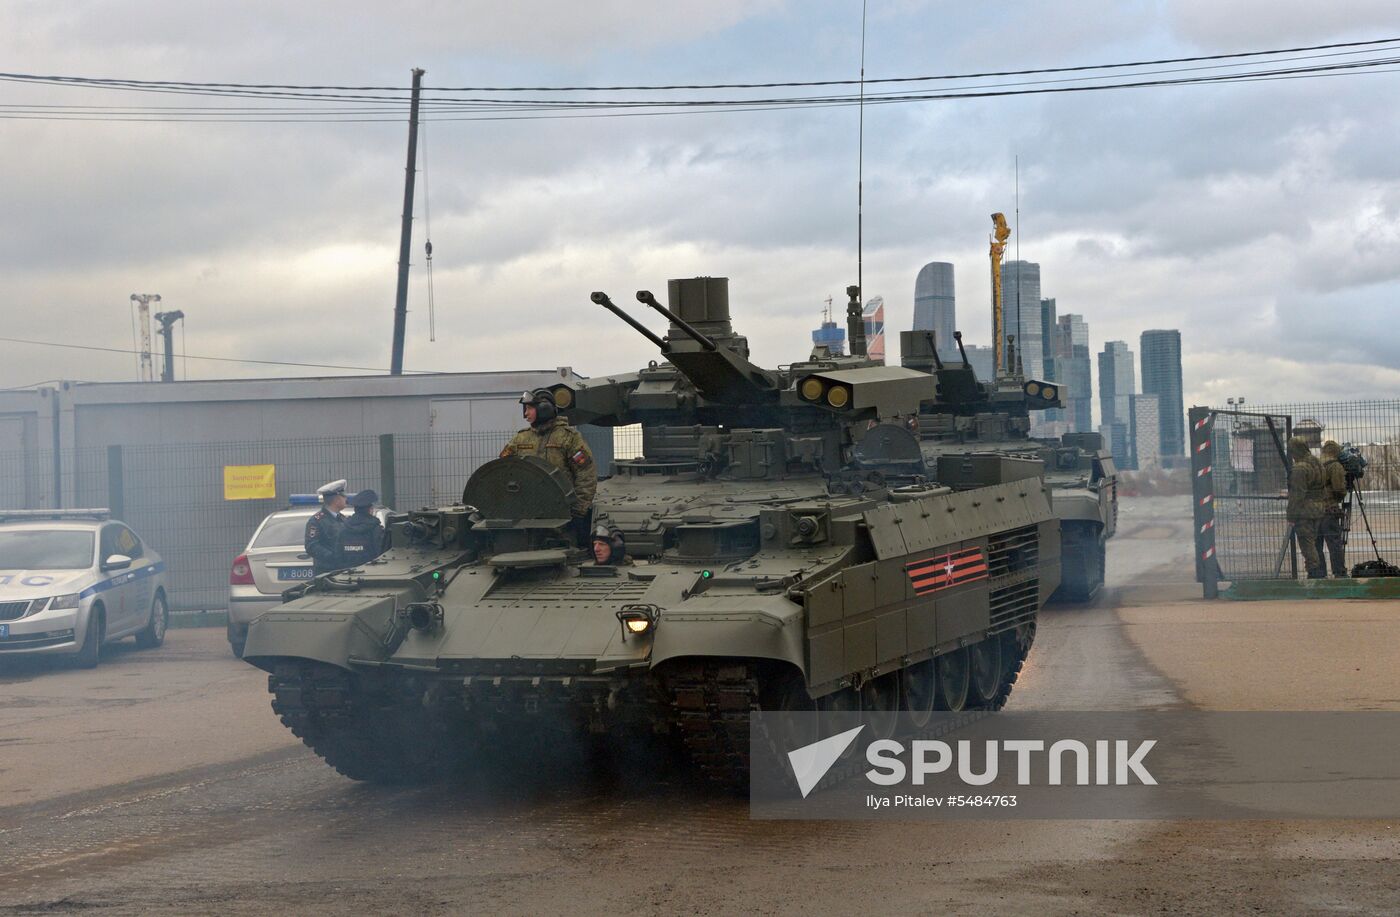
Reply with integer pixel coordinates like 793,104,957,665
1191,400,1400,588
0,427,621,612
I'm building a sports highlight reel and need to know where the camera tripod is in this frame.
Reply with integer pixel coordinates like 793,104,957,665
1341,477,1398,576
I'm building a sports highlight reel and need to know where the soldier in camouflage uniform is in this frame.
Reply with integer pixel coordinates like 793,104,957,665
501,389,597,544
1286,436,1328,579
1315,440,1349,577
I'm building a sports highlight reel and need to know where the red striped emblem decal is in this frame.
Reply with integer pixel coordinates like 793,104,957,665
905,547,989,596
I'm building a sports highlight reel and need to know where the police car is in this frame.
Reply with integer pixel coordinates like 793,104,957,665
227,494,388,657
0,509,169,667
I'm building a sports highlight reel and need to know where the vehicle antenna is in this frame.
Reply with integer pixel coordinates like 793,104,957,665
856,0,867,298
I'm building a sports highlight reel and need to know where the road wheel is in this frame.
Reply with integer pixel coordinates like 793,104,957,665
859,672,900,740
900,659,937,731
135,591,168,649
935,647,970,712
764,668,817,755
967,637,1004,707
76,606,104,669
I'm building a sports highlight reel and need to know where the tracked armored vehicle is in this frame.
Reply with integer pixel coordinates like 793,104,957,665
899,330,1117,602
242,279,1060,787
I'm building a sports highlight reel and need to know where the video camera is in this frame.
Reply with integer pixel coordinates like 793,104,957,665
1338,442,1367,483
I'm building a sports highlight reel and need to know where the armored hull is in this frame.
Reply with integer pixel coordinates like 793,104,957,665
243,278,1062,788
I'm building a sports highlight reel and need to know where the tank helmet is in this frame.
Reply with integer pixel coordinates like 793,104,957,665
349,488,378,509
520,388,558,424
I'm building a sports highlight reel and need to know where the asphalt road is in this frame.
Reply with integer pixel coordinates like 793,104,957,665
2,495,1397,915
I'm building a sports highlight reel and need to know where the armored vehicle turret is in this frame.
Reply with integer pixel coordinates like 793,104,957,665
899,329,1117,601
243,279,1060,788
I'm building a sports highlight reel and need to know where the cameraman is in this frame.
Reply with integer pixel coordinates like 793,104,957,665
1316,441,1348,577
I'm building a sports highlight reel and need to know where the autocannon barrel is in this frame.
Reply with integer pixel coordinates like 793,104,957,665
636,290,719,352
591,291,666,349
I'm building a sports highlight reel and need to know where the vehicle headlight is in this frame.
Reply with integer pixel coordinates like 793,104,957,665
616,605,659,640
47,594,81,610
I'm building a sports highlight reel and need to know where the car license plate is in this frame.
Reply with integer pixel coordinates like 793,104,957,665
277,567,314,581
0,623,7,637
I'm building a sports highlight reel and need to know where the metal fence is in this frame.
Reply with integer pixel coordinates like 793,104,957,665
1191,400,1400,589
0,427,618,612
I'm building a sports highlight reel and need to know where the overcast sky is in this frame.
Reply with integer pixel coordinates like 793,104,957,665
4,0,1400,423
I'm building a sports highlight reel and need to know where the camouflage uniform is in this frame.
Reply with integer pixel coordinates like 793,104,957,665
1286,437,1328,578
1315,442,1349,577
501,417,598,521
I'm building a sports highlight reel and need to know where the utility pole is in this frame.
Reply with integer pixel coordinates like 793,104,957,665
390,67,425,376
129,293,161,381
154,309,185,382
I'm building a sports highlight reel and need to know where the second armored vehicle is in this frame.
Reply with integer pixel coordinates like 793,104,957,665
898,329,1117,602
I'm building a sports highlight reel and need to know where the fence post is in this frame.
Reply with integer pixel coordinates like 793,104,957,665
379,434,396,510
107,445,124,520
1188,407,1220,598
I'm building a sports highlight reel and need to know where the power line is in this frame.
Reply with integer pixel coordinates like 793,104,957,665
2,43,1396,109
2,58,1397,124
0,36,1394,93
0,334,443,374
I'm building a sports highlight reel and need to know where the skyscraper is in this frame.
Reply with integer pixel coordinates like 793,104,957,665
1140,329,1185,457
1098,341,1135,428
913,262,956,358
962,344,995,381
863,296,886,363
1057,313,1092,433
1038,297,1060,425
1129,394,1161,470
999,261,1043,379
1039,297,1057,381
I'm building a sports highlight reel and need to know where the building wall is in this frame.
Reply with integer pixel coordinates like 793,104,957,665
1141,329,1185,457
913,261,956,357
999,261,1043,379
1098,341,1135,428
1056,314,1092,433
1130,393,1162,469
863,296,886,363
1099,421,1131,467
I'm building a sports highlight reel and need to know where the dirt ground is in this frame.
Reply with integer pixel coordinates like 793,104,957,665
1,495,1396,915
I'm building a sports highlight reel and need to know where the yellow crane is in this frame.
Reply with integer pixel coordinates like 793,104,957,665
988,213,1011,376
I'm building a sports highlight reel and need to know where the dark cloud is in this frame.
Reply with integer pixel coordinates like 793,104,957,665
1,0,1399,426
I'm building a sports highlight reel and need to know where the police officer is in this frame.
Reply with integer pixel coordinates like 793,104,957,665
338,489,387,567
1286,437,1328,579
501,389,597,545
1316,440,1349,577
305,479,348,576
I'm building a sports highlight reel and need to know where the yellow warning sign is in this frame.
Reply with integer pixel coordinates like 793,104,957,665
224,464,276,500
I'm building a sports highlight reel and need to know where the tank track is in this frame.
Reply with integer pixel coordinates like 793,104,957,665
663,660,760,790
269,661,466,784
661,628,1035,790
1054,522,1105,603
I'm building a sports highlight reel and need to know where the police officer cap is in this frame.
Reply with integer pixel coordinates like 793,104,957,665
316,479,349,498
349,489,378,509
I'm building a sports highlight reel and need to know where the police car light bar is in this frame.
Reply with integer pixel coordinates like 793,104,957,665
288,494,321,506
0,508,111,522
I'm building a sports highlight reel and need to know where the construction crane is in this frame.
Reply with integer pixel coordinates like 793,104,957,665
988,213,1011,376
129,293,161,382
